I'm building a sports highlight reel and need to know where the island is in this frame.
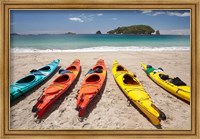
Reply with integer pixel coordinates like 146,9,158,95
96,30,102,34
155,30,160,35
10,33,20,36
65,32,76,35
107,25,155,35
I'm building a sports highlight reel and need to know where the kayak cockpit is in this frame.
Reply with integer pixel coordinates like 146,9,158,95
94,66,103,70
67,66,77,71
117,66,126,72
86,74,100,83
159,74,187,86
123,74,139,86
16,75,35,84
39,66,50,71
54,75,69,83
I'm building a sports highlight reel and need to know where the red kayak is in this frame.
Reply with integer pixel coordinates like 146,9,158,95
76,59,106,117
32,59,81,119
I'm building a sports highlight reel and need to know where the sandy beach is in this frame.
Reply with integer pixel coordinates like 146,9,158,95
10,51,191,130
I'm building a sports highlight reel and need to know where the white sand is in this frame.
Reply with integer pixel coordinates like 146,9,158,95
10,51,191,130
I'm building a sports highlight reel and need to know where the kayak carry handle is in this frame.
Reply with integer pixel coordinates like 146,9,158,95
30,69,46,76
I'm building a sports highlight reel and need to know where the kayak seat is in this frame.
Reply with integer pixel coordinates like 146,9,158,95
85,68,102,75
159,74,169,80
94,68,103,73
86,74,100,82
85,69,94,75
117,66,126,71
30,69,46,76
94,66,103,70
59,69,72,74
16,75,35,83
54,75,69,83
123,74,139,85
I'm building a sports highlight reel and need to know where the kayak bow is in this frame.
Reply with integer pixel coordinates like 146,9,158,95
10,59,60,102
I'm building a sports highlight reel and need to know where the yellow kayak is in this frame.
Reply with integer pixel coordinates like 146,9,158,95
141,63,190,102
112,60,166,126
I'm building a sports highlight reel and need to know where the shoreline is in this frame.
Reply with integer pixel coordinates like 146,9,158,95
10,51,191,129
11,47,190,53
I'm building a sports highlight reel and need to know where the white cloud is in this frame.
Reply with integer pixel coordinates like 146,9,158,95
68,13,97,23
69,17,84,22
80,14,94,22
167,12,190,17
141,10,152,14
141,10,165,16
112,18,117,20
159,29,190,35
141,10,190,17
97,13,103,16
151,11,165,16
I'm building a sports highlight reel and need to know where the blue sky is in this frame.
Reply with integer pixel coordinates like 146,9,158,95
10,10,190,35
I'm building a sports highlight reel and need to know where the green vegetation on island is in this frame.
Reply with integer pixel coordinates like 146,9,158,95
107,25,155,35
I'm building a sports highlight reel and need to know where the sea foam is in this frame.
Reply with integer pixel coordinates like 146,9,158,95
11,46,190,53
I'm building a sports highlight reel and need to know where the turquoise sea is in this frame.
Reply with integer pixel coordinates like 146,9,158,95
10,34,190,52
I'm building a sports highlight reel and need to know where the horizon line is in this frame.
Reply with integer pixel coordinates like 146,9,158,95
10,33,190,35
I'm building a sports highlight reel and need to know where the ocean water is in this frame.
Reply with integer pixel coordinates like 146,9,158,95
10,34,190,53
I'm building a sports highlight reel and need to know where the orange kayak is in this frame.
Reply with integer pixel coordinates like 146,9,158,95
32,59,81,119
76,59,106,117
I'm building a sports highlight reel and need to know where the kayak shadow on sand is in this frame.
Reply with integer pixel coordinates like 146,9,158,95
80,73,107,119
114,79,163,129
11,66,61,107
40,67,82,121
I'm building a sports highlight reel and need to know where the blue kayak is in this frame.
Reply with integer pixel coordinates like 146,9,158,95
10,59,60,102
